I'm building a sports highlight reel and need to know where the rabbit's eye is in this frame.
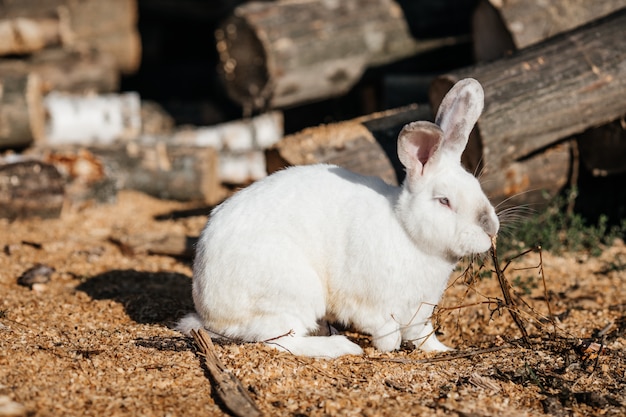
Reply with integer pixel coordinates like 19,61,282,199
438,197,451,208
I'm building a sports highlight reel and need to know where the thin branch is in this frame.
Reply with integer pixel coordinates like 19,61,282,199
490,237,531,347
191,329,263,417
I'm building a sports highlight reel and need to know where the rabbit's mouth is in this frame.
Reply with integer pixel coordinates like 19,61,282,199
478,206,500,238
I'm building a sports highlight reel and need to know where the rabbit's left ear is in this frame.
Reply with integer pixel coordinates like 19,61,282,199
397,121,444,176
434,78,484,160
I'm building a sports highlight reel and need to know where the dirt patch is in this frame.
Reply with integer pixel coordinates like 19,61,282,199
1,191,625,416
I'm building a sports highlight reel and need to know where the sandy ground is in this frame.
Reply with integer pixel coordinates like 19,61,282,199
1,190,625,417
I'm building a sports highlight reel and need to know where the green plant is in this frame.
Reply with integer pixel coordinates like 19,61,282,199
511,274,537,296
498,188,626,256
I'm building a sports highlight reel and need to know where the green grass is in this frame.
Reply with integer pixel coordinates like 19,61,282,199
498,188,626,257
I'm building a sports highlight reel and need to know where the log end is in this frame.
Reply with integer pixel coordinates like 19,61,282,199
0,160,65,220
215,15,270,111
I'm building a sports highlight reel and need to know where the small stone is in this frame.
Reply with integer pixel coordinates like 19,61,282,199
17,264,55,288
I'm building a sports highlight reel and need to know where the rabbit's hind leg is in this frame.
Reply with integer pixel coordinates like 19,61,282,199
264,333,363,358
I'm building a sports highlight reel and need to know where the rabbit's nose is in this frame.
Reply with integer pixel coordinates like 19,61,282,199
478,209,499,237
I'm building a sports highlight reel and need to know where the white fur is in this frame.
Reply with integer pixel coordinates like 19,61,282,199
177,78,499,358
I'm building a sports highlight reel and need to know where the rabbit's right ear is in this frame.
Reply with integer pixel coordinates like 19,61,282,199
397,121,444,176
434,78,484,161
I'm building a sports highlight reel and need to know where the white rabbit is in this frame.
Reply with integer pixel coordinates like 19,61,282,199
177,78,499,358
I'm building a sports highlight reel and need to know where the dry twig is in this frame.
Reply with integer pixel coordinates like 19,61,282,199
490,236,531,347
371,345,510,364
190,329,263,417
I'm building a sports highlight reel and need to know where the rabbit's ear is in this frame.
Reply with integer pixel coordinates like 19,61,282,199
397,121,444,175
434,78,484,160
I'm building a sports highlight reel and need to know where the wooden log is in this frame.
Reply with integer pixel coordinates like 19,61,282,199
267,104,429,186
0,74,46,149
174,111,284,183
0,18,62,56
43,91,142,145
173,111,283,151
31,141,223,204
61,0,141,74
0,48,119,93
216,0,459,110
140,100,175,136
0,0,141,74
485,142,572,207
0,159,65,220
473,0,626,61
217,151,266,184
0,0,66,18
430,9,626,204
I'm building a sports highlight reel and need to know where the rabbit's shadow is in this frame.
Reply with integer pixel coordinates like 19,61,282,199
76,269,194,325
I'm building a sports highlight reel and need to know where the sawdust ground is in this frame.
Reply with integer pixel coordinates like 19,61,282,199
1,191,625,417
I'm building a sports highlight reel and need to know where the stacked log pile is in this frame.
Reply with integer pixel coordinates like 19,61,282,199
218,0,626,209
0,0,286,217
431,6,626,205
1,0,625,221
0,0,140,149
215,0,461,111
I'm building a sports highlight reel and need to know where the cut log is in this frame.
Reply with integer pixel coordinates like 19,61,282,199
140,101,175,136
0,48,119,93
216,0,460,110
173,111,283,151
267,104,429,185
76,28,141,75
86,142,221,203
31,141,223,204
219,151,267,184
0,18,62,56
62,0,141,74
43,91,142,145
173,111,284,183
473,0,626,61
0,159,65,220
0,0,141,74
430,9,626,204
0,74,46,149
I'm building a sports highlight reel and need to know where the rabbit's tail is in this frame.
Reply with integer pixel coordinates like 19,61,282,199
175,313,207,336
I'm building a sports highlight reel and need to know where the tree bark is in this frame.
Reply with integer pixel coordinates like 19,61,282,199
43,91,142,145
0,18,62,56
0,160,65,220
173,111,284,184
473,0,626,61
0,48,119,93
31,142,224,204
216,0,458,110
0,0,141,74
430,8,626,204
0,74,45,149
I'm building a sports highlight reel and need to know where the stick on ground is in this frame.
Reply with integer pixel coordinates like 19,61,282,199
490,237,531,347
190,329,263,417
